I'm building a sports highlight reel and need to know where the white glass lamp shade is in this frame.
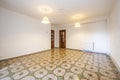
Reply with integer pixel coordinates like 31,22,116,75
41,17,50,24
75,22,80,27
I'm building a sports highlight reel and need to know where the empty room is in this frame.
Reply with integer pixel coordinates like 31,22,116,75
0,0,120,80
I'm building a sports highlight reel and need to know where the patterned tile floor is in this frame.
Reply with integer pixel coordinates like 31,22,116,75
0,48,120,80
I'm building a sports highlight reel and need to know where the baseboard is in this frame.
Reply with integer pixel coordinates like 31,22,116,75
66,48,83,51
0,49,51,61
66,48,107,55
110,55,120,73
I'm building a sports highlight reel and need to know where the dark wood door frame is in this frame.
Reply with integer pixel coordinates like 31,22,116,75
59,30,66,48
51,30,54,48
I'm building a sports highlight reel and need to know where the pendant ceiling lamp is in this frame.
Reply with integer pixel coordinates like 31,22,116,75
41,16,50,24
75,22,80,27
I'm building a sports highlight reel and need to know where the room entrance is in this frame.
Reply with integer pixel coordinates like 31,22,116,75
51,30,54,48
59,30,66,48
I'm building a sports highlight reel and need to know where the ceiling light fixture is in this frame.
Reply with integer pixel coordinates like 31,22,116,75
72,14,85,20
74,22,80,27
41,16,50,24
38,5,53,14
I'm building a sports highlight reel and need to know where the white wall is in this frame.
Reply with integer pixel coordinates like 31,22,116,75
0,7,51,60
109,0,120,71
53,19,110,54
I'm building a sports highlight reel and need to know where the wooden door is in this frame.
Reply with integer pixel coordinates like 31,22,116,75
51,30,54,48
59,30,66,48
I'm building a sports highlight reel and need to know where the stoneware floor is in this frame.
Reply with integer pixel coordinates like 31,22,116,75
0,48,120,80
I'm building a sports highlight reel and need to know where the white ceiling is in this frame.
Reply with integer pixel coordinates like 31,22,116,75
0,0,114,24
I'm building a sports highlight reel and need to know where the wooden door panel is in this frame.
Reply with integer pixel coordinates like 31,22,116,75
51,30,54,48
59,30,66,48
